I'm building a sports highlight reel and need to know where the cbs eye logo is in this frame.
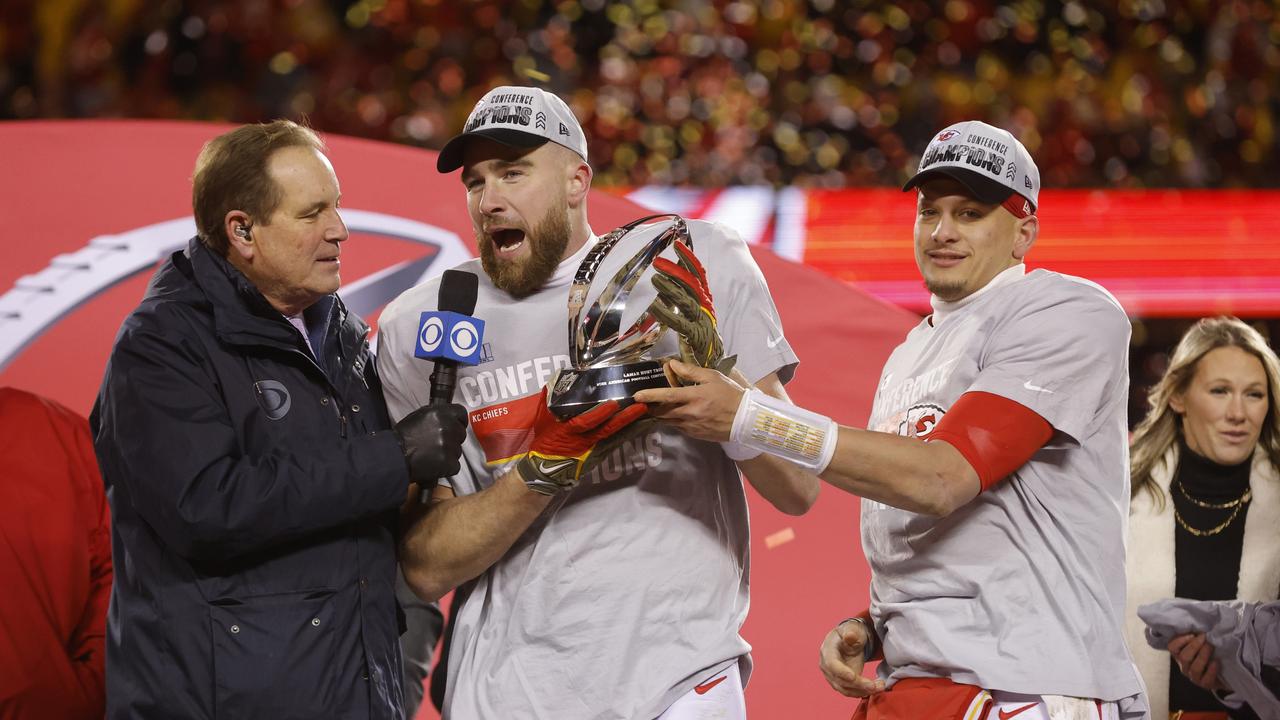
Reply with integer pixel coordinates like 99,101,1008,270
417,313,483,360
447,320,479,355
419,316,445,352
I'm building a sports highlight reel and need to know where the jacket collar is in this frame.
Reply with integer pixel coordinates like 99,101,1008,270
184,237,365,359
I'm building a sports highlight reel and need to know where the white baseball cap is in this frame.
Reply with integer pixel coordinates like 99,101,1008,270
902,120,1040,211
436,86,588,173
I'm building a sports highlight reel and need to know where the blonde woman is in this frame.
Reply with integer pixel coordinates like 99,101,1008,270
1126,317,1280,720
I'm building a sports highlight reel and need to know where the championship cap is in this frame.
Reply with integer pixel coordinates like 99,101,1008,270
436,86,588,173
902,120,1040,213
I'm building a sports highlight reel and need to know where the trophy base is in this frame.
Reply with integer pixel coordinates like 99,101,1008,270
548,360,670,419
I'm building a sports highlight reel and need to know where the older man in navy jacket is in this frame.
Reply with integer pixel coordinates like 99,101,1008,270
91,120,466,720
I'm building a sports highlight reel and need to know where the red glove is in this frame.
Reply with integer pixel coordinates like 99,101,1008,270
654,240,715,320
515,388,649,495
650,240,725,371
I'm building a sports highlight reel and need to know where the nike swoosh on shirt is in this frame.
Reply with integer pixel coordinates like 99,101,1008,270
998,702,1040,720
1022,380,1053,393
766,335,785,348
693,676,727,695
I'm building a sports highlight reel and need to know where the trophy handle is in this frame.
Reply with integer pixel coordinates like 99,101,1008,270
568,214,691,368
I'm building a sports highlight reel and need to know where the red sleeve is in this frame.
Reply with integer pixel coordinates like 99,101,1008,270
0,390,109,719
66,404,111,714
925,391,1053,491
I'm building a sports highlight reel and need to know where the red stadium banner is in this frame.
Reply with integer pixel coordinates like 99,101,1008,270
621,186,1280,317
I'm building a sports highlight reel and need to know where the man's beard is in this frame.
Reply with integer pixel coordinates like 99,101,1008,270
924,277,967,302
478,204,571,298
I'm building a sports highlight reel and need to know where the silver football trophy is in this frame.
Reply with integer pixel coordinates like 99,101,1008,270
548,214,692,419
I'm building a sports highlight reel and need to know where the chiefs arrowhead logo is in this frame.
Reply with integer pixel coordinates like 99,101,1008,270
899,403,946,439
936,130,959,141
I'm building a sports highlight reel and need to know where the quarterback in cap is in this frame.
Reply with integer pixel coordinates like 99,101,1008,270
376,86,817,719
638,120,1150,720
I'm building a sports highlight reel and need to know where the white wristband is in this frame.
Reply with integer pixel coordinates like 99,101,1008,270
729,388,838,472
719,440,763,462
720,391,763,461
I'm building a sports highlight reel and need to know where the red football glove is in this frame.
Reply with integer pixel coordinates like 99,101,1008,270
514,388,650,495
649,240,725,373
655,240,716,320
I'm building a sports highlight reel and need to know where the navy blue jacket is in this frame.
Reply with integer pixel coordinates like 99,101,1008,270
92,238,409,720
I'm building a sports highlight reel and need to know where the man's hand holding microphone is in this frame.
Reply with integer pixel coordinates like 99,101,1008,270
395,269,485,498
394,403,468,490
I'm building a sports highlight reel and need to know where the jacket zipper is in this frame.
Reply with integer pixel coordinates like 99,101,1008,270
278,346,350,440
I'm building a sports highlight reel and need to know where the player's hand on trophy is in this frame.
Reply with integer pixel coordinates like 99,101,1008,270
634,360,743,443
818,619,886,698
649,240,730,379
394,403,469,487
515,388,649,495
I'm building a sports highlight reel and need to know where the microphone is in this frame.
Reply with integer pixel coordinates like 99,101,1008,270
415,269,484,407
412,270,483,503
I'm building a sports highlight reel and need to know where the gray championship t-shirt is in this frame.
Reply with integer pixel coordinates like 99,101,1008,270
378,220,796,719
863,267,1144,701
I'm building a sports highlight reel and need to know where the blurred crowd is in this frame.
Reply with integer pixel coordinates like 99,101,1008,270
2,0,1277,188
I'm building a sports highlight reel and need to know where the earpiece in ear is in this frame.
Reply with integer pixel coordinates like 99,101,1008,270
235,225,251,239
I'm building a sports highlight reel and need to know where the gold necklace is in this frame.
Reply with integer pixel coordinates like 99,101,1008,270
1173,480,1252,537
1175,479,1251,509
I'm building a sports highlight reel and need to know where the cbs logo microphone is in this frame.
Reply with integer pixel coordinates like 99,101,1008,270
415,312,484,365
414,269,483,408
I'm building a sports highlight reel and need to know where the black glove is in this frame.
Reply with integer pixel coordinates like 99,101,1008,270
394,403,468,487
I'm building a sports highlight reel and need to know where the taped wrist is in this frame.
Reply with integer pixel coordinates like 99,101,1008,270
729,388,837,472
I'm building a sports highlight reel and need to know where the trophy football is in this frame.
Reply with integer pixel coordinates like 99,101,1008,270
547,214,693,419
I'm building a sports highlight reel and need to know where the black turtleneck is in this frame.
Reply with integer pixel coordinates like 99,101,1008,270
1170,438,1253,716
